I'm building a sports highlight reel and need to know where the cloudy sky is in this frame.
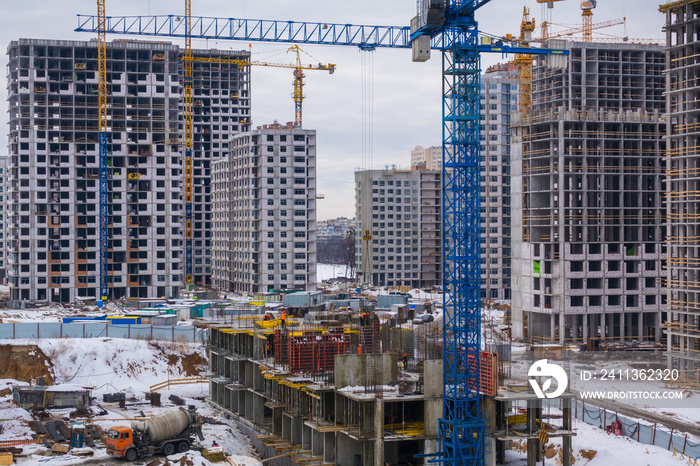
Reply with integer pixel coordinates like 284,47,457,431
0,0,665,220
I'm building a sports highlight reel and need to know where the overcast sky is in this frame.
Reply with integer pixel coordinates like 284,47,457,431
0,0,665,220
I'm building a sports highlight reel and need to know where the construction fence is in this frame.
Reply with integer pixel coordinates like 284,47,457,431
0,322,204,343
548,398,700,461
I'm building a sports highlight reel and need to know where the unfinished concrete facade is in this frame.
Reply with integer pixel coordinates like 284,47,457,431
512,41,666,343
663,1,700,371
211,122,317,294
355,168,441,289
206,321,442,466
5,38,250,302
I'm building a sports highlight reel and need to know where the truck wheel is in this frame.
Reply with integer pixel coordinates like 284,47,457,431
177,441,189,453
162,442,175,456
125,449,138,461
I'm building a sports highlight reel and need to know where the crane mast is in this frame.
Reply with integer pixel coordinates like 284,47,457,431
184,0,194,288
97,0,109,305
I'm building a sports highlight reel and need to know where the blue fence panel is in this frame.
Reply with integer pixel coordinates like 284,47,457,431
0,324,14,339
39,323,62,338
61,324,85,338
174,326,196,342
653,429,672,451
686,440,700,459
106,325,129,339
0,322,198,343
670,432,687,452
83,323,107,338
128,324,154,340
151,326,173,341
15,323,41,339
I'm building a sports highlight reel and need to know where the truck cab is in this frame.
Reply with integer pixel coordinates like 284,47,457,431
106,427,137,460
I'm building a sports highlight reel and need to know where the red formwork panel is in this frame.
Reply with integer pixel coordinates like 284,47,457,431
360,317,381,353
286,329,351,374
467,351,498,397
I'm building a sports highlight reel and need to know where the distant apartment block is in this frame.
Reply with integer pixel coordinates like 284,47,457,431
410,146,442,171
480,64,517,301
355,167,440,289
212,122,317,294
317,217,355,240
6,38,250,302
511,41,666,343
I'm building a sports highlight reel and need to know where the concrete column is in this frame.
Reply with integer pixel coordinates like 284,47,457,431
562,397,572,466
637,312,643,341
583,314,588,341
656,311,661,342
600,313,606,338
374,439,384,466
526,399,542,466
324,432,336,464
620,312,625,342
551,314,556,342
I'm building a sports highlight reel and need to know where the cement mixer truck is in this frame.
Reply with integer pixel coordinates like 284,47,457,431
106,406,203,461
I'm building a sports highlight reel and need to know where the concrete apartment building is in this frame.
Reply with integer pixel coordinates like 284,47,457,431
0,156,7,283
211,122,317,294
480,64,517,301
355,167,441,289
317,217,355,240
6,38,250,302
663,1,700,371
511,41,666,343
410,145,442,171
408,64,517,300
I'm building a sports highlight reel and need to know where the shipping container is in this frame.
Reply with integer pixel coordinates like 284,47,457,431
106,316,142,325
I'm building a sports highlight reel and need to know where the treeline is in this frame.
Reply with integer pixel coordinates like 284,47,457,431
317,229,355,268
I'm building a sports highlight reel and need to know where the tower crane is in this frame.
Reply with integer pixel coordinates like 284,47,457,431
580,0,597,41
181,47,335,128
509,7,537,117
97,0,109,306
76,4,566,464
535,0,598,42
184,0,194,288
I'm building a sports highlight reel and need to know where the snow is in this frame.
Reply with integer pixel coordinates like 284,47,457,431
504,411,685,465
316,263,354,282
0,338,260,465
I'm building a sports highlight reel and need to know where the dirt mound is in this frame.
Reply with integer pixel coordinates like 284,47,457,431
581,449,597,460
149,341,204,377
0,345,54,384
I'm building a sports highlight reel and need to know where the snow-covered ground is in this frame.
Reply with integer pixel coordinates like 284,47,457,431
0,338,261,465
317,263,353,282
504,408,685,466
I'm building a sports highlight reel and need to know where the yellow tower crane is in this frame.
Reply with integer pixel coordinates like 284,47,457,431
536,0,598,42
580,0,597,42
508,7,536,117
182,49,335,128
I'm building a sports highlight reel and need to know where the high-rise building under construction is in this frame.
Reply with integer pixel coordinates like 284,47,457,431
6,38,250,303
662,0,700,371
511,40,666,343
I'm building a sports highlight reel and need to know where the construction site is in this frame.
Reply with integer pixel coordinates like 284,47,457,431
2,1,700,466
202,290,579,466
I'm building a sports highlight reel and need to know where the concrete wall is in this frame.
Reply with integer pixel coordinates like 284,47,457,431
335,354,398,389
423,359,443,438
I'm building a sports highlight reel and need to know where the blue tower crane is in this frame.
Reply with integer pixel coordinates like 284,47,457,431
76,3,566,463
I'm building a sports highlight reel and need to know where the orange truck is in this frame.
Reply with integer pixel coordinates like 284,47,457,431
106,407,203,461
